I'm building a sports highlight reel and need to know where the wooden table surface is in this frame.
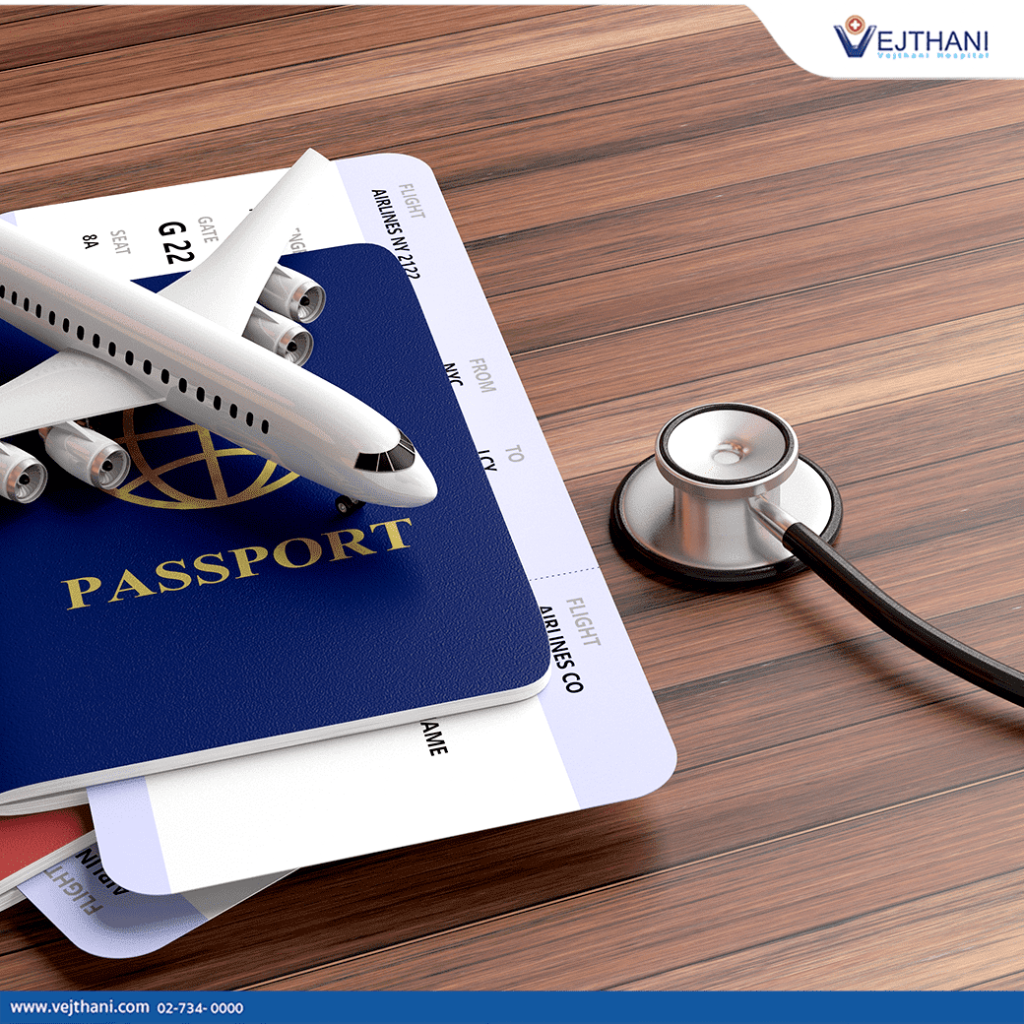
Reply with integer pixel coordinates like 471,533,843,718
1,4,1022,993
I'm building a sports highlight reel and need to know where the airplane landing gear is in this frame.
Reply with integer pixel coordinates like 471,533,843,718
335,495,366,516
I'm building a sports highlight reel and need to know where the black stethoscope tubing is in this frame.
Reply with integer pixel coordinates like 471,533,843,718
779,520,1024,708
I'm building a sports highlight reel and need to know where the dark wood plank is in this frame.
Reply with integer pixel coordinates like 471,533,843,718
646,869,1024,989
0,6,320,71
0,6,742,171
0,17,768,210
466,121,1024,295
0,6,84,29
488,182,1024,350
514,246,1024,416
242,780,1024,990
0,6,575,118
535,307,1024,479
446,79,1024,236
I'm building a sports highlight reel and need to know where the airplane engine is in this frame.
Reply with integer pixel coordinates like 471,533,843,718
243,304,314,366
0,440,47,503
43,422,131,491
259,264,325,323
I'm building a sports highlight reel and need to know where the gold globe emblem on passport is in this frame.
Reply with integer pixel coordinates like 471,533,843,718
107,407,297,509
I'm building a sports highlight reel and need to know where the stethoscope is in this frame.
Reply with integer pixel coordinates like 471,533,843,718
611,403,1024,709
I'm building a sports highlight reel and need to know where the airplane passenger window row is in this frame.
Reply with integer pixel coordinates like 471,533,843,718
0,280,271,437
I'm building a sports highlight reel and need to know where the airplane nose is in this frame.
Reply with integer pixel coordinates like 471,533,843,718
354,452,437,508
400,457,437,506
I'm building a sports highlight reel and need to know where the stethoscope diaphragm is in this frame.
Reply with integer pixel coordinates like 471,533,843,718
612,403,842,584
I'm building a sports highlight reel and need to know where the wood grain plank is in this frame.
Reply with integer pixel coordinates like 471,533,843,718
0,6,747,172
0,19,779,210
486,176,1024,349
0,6,86,29
631,868,1024,989
646,593,1024,771
0,6,575,119
513,243,1022,414
466,122,1024,295
446,79,1024,238
242,779,1024,989
608,510,1023,684
532,307,1024,480
407,65,930,189
971,970,1024,990
0,7,313,70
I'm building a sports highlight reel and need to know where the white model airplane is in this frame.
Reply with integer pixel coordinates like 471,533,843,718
0,149,437,515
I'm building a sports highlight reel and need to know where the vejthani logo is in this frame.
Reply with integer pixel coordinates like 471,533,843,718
833,13,991,61
834,15,875,56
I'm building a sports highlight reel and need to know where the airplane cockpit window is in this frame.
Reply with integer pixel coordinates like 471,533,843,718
355,431,417,473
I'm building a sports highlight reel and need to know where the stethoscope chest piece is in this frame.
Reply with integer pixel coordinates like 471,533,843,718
612,403,843,584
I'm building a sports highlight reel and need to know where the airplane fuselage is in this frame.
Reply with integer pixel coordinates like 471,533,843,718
0,220,436,507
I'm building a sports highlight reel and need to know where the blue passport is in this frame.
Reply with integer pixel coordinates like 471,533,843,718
0,244,551,813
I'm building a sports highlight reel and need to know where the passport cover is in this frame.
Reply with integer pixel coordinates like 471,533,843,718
0,243,550,810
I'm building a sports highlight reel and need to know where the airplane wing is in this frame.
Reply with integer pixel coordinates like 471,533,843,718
0,349,164,438
157,149,344,334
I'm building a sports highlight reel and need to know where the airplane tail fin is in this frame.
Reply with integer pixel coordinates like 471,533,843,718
157,150,346,337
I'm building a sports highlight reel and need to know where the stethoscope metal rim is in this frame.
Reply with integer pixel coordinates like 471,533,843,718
611,452,844,586
658,403,796,487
